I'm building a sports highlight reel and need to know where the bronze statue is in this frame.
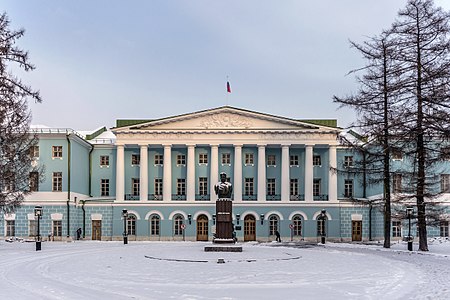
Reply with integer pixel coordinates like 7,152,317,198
214,172,233,199
213,172,235,243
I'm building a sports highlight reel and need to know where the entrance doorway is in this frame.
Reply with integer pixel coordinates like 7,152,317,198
244,215,256,241
352,220,362,241
196,215,209,241
92,220,102,240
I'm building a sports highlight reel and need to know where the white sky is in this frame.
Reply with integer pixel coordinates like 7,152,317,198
3,1,450,130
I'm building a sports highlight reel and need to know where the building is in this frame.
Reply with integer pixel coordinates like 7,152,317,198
1,106,449,242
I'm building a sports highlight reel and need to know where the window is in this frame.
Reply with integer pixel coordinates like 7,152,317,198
199,153,208,164
174,215,184,236
394,174,403,193
290,155,299,166
29,220,37,237
269,215,279,236
177,154,186,165
245,178,254,196
267,155,276,166
1,171,15,192
150,215,160,236
292,215,302,236
52,172,62,192
177,178,186,195
132,178,140,196
441,147,450,160
440,221,449,237
131,154,140,165
392,221,401,237
392,147,402,160
199,177,208,195
101,179,110,196
313,155,321,166
6,220,15,236
222,153,231,165
344,156,353,167
154,154,163,165
154,178,163,196
290,179,299,196
267,178,276,196
52,146,63,158
245,153,254,165
29,145,39,158
441,174,450,193
29,172,39,192
344,179,353,198
313,179,321,196
127,215,136,235
53,220,62,237
100,155,109,167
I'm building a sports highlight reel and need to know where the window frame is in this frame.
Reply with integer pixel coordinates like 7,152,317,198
290,155,299,167
245,153,254,165
344,179,353,198
154,154,164,165
221,153,231,165
52,172,63,192
244,177,254,196
100,155,110,167
199,177,208,195
267,154,276,167
101,179,110,196
52,146,63,159
313,155,321,166
267,178,276,196
176,154,186,166
131,154,140,166
199,153,208,165
132,178,140,196
177,178,186,196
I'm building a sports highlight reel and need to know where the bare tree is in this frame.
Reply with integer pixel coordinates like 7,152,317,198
0,12,41,213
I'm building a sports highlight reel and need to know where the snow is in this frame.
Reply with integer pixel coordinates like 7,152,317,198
0,239,449,300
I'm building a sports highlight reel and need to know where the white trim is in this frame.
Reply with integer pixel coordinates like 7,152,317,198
193,211,212,220
312,211,332,220
241,210,260,220
126,210,141,220
91,213,102,221
288,211,308,221
168,210,188,220
27,213,37,220
51,213,63,221
264,211,284,220
4,214,16,221
145,210,165,220
351,214,363,221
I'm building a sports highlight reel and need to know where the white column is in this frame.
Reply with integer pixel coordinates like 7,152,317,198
257,145,266,201
116,145,124,201
233,145,243,202
281,145,290,202
163,145,172,201
187,144,195,202
328,145,338,202
210,144,219,199
139,145,148,202
305,145,313,202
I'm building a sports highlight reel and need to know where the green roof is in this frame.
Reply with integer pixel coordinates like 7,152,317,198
85,127,107,140
115,119,152,128
301,119,338,128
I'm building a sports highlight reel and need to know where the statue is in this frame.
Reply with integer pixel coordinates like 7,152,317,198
214,172,233,199
213,172,235,243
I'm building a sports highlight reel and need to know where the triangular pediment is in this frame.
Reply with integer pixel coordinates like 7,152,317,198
113,106,338,133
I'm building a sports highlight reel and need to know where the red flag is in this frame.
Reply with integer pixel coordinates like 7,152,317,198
227,81,232,93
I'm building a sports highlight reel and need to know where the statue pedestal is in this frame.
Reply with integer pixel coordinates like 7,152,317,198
214,198,234,244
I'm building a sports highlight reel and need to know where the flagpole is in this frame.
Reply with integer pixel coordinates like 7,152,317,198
226,75,229,106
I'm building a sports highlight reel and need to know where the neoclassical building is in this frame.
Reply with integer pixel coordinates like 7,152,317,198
1,106,449,242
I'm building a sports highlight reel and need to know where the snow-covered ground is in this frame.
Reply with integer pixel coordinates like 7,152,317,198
0,238,449,300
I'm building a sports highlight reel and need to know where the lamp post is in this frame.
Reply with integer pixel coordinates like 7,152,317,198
320,209,326,244
406,206,413,251
122,209,128,245
34,206,43,251
236,214,240,225
187,214,192,225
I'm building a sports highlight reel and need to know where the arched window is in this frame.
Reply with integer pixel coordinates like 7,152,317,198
174,215,184,236
292,215,302,236
269,215,279,236
150,215,160,236
127,214,136,236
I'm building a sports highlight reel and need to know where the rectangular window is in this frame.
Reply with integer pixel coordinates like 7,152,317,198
29,172,39,192
441,174,450,193
154,154,163,165
313,179,321,196
441,146,450,160
290,179,298,196
101,179,110,196
29,145,39,158
394,174,403,193
131,154,140,165
177,154,186,165
199,153,208,164
177,179,186,195
267,178,276,195
151,216,160,236
267,155,276,166
392,221,402,237
245,153,254,165
290,155,299,166
154,178,163,196
100,155,109,167
222,153,231,165
132,178,140,196
52,146,63,158
344,179,353,198
245,178,254,196
6,220,15,236
52,172,62,192
392,147,403,160
344,156,353,167
29,220,37,237
440,221,449,237
53,220,62,237
199,177,208,195
313,155,321,166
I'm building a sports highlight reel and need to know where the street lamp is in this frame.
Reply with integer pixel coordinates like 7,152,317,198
260,214,265,225
187,214,192,225
122,209,128,245
320,209,327,244
212,214,216,225
406,206,414,251
34,206,43,251
236,214,240,225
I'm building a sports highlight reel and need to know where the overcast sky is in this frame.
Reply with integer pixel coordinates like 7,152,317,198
3,1,450,130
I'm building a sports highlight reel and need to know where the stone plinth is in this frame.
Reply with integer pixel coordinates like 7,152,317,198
204,246,243,252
